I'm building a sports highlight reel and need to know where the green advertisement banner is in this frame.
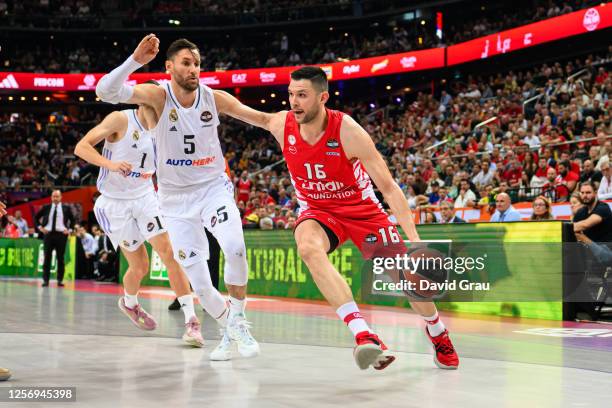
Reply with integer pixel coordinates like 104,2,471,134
120,222,564,320
0,237,76,280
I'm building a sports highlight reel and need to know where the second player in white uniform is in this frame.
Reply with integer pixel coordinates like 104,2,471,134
94,108,160,251
75,106,205,347
96,35,260,360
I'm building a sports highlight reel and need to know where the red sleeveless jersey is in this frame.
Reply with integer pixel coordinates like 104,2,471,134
236,178,252,203
283,108,382,214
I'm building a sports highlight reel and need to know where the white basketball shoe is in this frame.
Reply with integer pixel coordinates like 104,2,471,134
226,313,260,358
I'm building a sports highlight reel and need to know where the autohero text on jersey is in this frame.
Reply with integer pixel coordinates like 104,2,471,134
165,156,216,166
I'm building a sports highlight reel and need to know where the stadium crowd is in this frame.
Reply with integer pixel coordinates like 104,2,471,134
0,0,597,73
1,47,609,231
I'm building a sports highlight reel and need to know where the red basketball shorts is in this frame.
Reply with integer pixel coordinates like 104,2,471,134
296,204,408,259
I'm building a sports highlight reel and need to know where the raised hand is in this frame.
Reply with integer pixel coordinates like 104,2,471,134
0,201,6,218
133,34,160,65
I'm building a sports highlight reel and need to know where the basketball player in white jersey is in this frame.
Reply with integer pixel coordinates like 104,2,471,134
96,34,259,360
75,104,205,347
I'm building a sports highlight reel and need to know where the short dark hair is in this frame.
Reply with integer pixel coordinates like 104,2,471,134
579,181,595,191
166,39,199,60
559,160,571,169
290,66,328,92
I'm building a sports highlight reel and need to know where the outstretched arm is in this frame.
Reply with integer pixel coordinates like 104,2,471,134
214,89,273,129
341,116,420,242
74,111,132,176
214,90,287,143
96,34,165,112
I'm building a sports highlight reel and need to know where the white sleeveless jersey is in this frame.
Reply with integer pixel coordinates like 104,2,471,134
153,83,224,192
96,109,156,199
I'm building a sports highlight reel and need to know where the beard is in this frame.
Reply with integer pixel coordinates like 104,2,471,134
176,74,199,92
297,105,321,124
581,195,595,205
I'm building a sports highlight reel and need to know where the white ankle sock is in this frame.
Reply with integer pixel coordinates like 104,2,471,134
228,296,246,317
336,301,371,336
178,294,196,324
124,291,138,309
424,312,446,337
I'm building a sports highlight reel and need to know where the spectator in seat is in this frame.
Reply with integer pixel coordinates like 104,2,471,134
557,152,580,174
569,192,583,217
580,159,602,185
534,157,550,178
285,214,297,230
454,179,476,209
523,130,540,148
490,193,521,222
96,229,118,282
573,182,612,243
542,167,566,202
428,170,445,189
437,187,453,206
439,201,466,224
555,160,579,197
472,160,495,189
422,211,438,224
595,141,611,171
443,164,455,187
259,189,276,206
475,185,489,207
427,183,441,205
530,162,549,196
12,211,28,237
500,155,523,189
75,224,97,279
260,217,274,230
530,196,553,221
2,215,20,238
597,162,612,200
278,189,290,207
274,207,289,229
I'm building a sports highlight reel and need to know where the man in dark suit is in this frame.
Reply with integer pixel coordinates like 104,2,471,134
439,201,467,224
96,230,118,282
35,190,75,287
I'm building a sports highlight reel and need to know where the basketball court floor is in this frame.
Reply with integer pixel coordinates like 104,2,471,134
1,277,611,407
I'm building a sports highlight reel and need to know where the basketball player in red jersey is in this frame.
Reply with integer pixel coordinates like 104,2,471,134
218,67,459,370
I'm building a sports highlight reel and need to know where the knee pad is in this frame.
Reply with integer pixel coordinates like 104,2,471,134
183,260,214,293
222,241,248,286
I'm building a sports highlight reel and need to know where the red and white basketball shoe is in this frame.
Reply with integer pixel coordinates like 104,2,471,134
426,328,459,369
353,331,396,370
